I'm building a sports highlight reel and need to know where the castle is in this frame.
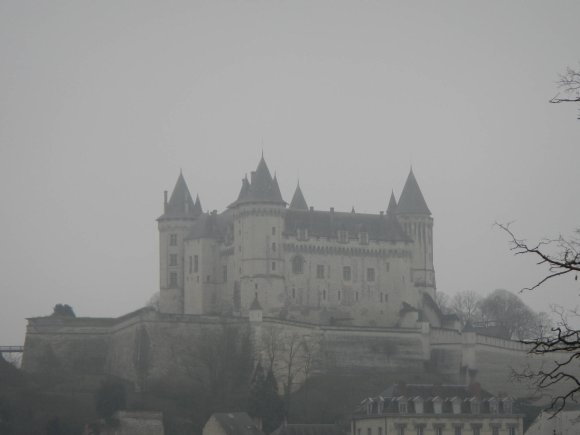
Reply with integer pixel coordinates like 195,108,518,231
158,155,444,328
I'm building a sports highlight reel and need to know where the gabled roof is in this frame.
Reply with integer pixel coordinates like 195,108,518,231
158,172,202,220
229,157,286,207
289,182,308,210
210,412,264,435
396,169,431,215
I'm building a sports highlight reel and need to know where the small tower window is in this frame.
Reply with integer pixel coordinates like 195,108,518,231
367,268,375,282
188,256,192,274
169,254,178,267
355,291,359,301
272,242,276,252
343,266,351,281
194,255,199,273
316,265,324,279
169,272,178,288
170,234,177,246
271,261,276,271
292,255,304,274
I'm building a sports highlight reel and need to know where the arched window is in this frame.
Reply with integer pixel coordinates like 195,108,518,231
292,255,304,274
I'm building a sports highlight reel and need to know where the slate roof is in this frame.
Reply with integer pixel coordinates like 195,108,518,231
378,383,492,400
396,169,431,215
289,183,308,210
229,157,286,207
211,412,264,435
158,172,203,220
271,424,345,435
387,191,398,215
185,211,232,241
284,209,411,243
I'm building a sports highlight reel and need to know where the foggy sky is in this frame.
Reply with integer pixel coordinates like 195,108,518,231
1,1,579,345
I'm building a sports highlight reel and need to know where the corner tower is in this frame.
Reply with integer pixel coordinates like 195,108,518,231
157,172,202,313
395,169,436,299
228,156,286,316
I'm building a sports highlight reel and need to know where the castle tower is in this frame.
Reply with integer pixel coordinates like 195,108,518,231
228,156,286,316
395,169,436,300
289,182,308,211
157,172,202,313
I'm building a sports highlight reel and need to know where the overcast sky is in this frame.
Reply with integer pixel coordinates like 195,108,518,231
1,1,579,345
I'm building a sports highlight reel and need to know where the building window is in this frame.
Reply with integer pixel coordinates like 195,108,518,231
355,291,359,301
297,228,308,240
170,234,177,246
272,261,276,271
292,255,304,274
338,291,341,301
367,268,375,282
292,288,296,299
367,429,371,435
396,425,405,435
169,254,178,267
380,293,384,303
398,402,407,414
489,398,498,414
507,428,516,435
316,265,325,279
415,425,425,435
343,266,351,281
385,262,390,272
378,428,383,435
338,230,348,243
169,272,178,288
272,242,276,252
206,275,211,283
503,398,513,414
360,232,369,245
194,255,199,273
189,256,192,274
272,226,276,235
434,427,443,435
323,289,327,300
491,427,499,435
471,425,482,435
454,426,462,435
255,283,258,290
471,400,480,414
223,265,227,282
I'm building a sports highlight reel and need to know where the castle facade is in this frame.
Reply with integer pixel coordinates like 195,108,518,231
158,156,440,327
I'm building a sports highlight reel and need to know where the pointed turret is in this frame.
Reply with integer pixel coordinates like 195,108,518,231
228,156,286,207
289,182,308,210
192,195,203,217
387,191,398,215
159,172,198,220
396,168,431,215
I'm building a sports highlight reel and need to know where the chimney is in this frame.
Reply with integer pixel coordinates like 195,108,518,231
164,190,168,212
309,206,314,211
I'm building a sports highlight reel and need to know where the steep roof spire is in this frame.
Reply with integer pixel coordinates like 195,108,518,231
159,172,198,220
289,182,308,210
192,194,203,217
229,156,286,207
396,168,431,215
387,190,398,215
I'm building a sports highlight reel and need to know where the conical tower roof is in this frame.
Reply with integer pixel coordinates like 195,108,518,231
228,156,286,207
387,191,398,215
396,169,431,215
192,194,203,217
159,172,198,220
289,182,308,210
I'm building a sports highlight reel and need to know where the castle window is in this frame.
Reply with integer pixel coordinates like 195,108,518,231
453,426,462,435
491,427,499,435
297,228,308,241
385,262,390,272
255,283,258,290
272,261,276,271
292,288,296,299
207,275,210,283
223,266,227,282
323,289,327,300
170,234,177,246
292,255,304,274
471,399,480,414
367,268,375,282
338,230,348,243
507,426,516,435
169,254,178,267
489,398,498,414
343,266,351,281
434,426,443,435
378,428,383,435
415,425,425,435
471,424,482,435
502,398,513,414
189,256,192,274
367,428,371,435
169,272,178,288
360,232,369,245
316,265,324,279
396,424,406,435
272,226,276,235
355,291,359,301
194,255,199,273
272,242,276,252
338,291,341,301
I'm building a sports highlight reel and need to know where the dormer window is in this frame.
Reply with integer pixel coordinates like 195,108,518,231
470,399,480,415
297,228,309,241
432,397,442,414
488,398,498,414
413,397,424,414
451,397,462,414
398,398,408,414
360,232,369,245
502,398,513,414
366,399,374,415
377,397,385,414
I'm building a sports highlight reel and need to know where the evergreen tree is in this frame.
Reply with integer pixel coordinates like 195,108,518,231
249,363,285,434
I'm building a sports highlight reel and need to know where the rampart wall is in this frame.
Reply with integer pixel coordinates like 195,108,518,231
22,309,561,399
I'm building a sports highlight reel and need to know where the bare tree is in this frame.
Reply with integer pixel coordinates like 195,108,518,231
499,223,580,413
450,290,483,325
550,64,580,119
